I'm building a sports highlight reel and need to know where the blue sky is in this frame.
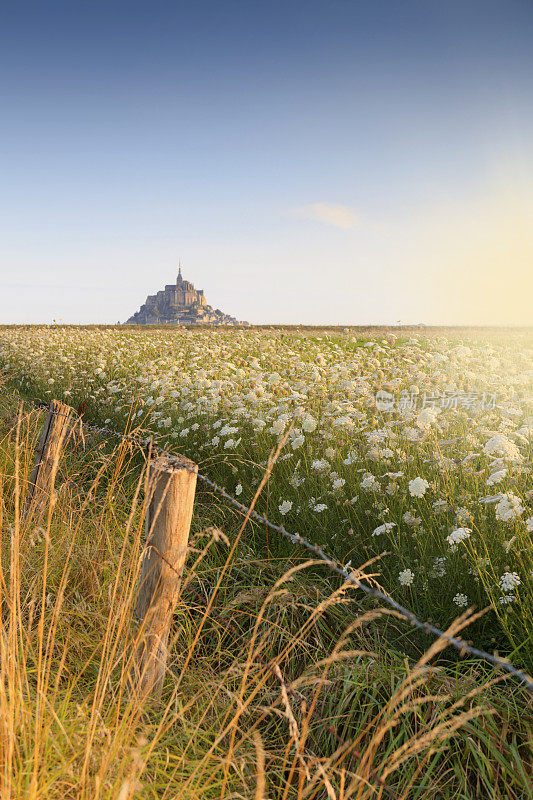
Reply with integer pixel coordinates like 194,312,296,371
1,0,532,324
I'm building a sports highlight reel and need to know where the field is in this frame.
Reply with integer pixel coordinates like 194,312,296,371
0,325,531,798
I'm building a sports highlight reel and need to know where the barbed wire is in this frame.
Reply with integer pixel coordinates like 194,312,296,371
1,385,532,694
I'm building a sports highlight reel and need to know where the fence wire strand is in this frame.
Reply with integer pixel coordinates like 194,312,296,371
1,386,532,694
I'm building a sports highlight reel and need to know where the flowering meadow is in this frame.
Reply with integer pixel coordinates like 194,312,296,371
1,326,532,667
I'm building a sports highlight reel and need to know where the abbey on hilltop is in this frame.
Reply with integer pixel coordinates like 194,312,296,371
126,264,247,326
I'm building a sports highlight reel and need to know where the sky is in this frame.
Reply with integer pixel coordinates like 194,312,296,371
1,0,532,326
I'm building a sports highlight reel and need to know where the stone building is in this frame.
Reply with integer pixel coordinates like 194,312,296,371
126,265,247,326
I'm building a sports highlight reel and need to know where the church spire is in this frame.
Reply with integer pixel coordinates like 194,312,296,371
177,261,182,283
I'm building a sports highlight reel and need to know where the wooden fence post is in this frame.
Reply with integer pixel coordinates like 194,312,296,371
132,454,198,702
25,399,73,520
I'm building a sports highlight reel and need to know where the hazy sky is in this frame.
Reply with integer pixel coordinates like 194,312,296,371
1,0,532,325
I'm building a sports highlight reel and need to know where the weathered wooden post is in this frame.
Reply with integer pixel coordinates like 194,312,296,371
25,399,73,520
132,454,198,702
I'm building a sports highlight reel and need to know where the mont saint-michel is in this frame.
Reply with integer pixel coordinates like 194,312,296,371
126,265,247,326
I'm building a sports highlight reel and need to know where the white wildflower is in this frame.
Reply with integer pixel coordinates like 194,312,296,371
408,477,429,498
302,415,317,433
361,473,379,491
220,424,239,436
455,507,473,525
270,417,286,435
499,594,515,605
278,500,293,516
446,527,472,546
453,593,468,608
405,427,421,442
289,472,304,488
416,407,440,430
495,492,524,522
486,468,507,486
430,557,446,577
398,569,414,587
483,434,521,461
498,572,521,592
372,522,396,537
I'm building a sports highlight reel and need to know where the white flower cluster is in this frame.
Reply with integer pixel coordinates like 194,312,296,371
483,434,521,461
446,527,472,547
278,500,293,516
453,593,468,608
398,568,414,586
486,468,507,486
495,493,524,523
408,477,429,498
361,473,379,491
372,521,397,537
498,572,521,592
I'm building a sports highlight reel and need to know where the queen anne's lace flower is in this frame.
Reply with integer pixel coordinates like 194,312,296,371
361,473,379,491
398,569,414,586
495,493,524,522
498,572,521,592
302,415,317,433
408,477,429,498
270,418,286,435
453,593,468,607
430,557,446,577
416,407,440,430
483,434,521,461
455,506,473,525
446,527,472,546
499,594,515,605
486,468,507,486
372,521,397,537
